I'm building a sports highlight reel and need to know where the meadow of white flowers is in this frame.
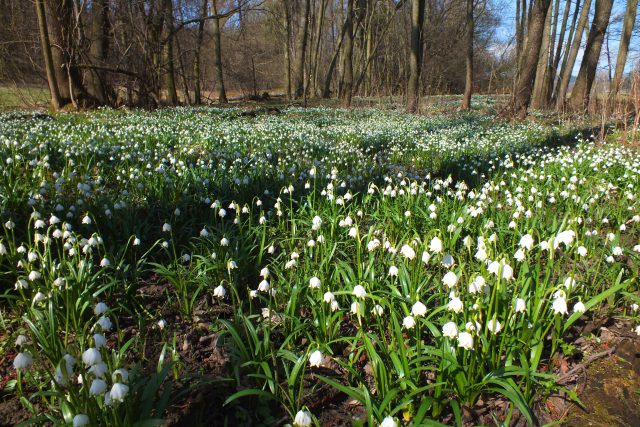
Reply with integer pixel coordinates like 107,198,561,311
1,108,638,426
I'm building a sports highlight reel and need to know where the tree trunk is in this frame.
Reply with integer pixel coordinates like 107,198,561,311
461,0,473,110
35,0,62,110
548,0,571,103
406,0,426,113
293,0,310,99
194,0,208,105
340,0,354,107
530,0,552,110
508,0,552,118
322,11,349,98
161,0,178,105
86,0,110,104
212,0,227,103
283,0,292,99
311,0,327,97
555,0,591,109
610,0,638,99
568,0,613,112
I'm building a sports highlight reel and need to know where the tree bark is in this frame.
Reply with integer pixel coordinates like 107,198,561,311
340,0,354,107
568,0,613,112
283,0,292,99
35,0,62,110
322,10,349,98
406,0,426,113
508,0,552,118
86,0,110,104
556,0,591,109
194,0,208,105
461,0,473,110
530,0,553,110
610,0,638,99
161,0,178,105
212,0,227,103
293,0,310,99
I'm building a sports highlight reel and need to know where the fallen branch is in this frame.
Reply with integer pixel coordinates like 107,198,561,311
557,344,621,384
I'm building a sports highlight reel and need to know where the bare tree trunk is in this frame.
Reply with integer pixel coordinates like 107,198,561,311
461,0,473,110
161,0,178,105
86,0,110,104
283,0,292,99
508,0,552,118
311,0,327,97
515,0,527,82
406,0,425,113
568,0,613,112
322,12,348,98
211,0,227,103
293,0,310,99
341,0,354,107
35,0,62,110
556,0,591,109
610,0,638,99
531,0,552,110
553,0,579,103
194,0,208,105
548,0,571,103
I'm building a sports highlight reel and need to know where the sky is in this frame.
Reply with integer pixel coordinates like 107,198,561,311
494,0,638,76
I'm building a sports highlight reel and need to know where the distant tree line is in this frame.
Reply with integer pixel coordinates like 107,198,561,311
0,0,637,116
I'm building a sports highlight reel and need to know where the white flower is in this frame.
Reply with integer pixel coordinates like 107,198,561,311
442,271,458,288
577,246,587,257
218,208,227,218
82,348,102,367
411,301,427,317
162,223,171,232
157,320,167,330
0,242,6,255
28,270,41,281
552,296,568,315
380,416,398,427
88,362,108,379
323,291,335,303
15,335,29,347
563,277,576,290
350,301,364,315
372,304,384,316
13,352,33,370
213,285,226,298
475,248,487,261
486,318,502,334
514,249,526,262
312,216,322,230
110,383,129,401
448,296,463,313
89,379,107,396
514,298,526,313
573,301,586,314
112,368,129,383
15,279,28,290
220,237,229,246
96,316,113,331
636,325,640,336
457,332,474,350
353,285,366,299
403,315,416,329
429,237,443,253
260,267,270,278
294,410,312,426
93,333,106,349
421,251,431,264
100,258,110,267
309,350,323,367
73,414,90,427
400,244,416,260
258,280,270,292
612,246,623,256
309,277,321,289
441,254,455,268
519,234,534,250
388,265,399,277
94,302,109,315
32,292,46,304
442,321,458,338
